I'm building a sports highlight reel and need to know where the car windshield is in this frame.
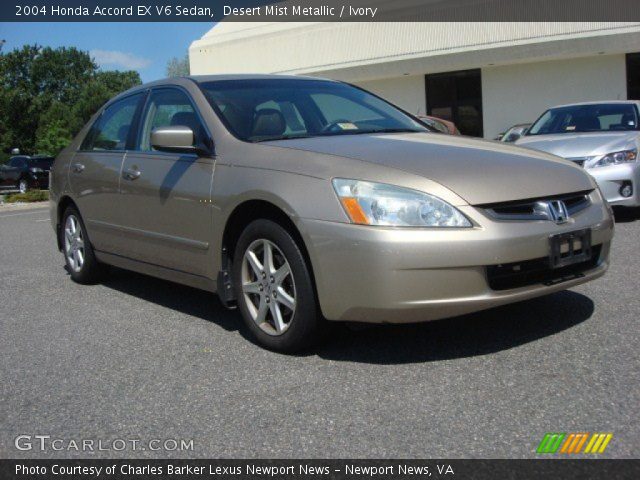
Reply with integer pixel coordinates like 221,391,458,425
28,157,54,169
527,103,639,135
199,78,427,142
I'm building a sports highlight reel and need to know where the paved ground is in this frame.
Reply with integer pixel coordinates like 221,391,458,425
0,200,48,211
1,206,638,459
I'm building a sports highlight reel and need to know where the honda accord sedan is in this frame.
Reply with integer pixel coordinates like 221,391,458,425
49,75,614,351
517,101,640,208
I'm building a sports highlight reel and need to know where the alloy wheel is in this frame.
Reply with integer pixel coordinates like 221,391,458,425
241,239,297,336
64,214,85,273
19,180,27,194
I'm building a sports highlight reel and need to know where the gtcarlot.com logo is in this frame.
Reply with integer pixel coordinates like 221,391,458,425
536,432,613,454
14,435,194,452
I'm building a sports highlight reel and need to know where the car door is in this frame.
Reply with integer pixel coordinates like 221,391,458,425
0,162,11,186
69,92,144,254
3,158,24,186
116,87,215,276
0,161,15,186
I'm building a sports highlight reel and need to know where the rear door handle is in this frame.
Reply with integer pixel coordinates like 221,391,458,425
122,168,141,180
72,163,85,173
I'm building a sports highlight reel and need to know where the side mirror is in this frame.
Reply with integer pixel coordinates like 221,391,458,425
151,126,209,155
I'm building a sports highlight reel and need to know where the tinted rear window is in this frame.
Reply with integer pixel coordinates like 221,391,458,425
29,157,54,169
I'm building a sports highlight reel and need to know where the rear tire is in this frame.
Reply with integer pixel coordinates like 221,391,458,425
61,206,106,284
232,219,326,352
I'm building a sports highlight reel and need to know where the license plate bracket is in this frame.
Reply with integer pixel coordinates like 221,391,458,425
549,229,592,269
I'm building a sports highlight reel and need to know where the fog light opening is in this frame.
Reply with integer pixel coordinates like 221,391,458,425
619,182,633,198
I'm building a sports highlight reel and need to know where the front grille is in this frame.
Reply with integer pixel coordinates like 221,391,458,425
486,245,601,291
481,190,592,221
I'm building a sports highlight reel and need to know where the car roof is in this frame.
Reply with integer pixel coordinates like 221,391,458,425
549,100,640,109
107,74,338,108
189,73,332,82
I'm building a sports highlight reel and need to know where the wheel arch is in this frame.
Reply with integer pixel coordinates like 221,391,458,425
55,195,79,251
221,199,318,300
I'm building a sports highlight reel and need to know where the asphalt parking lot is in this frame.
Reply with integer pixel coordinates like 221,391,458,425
0,205,638,459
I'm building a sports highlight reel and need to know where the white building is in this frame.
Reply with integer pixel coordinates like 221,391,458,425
189,22,640,139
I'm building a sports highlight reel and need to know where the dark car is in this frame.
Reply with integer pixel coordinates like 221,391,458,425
0,155,54,193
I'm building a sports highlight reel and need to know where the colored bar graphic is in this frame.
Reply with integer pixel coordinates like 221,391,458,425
584,433,598,453
537,433,566,453
539,432,613,454
560,433,575,453
559,433,589,454
584,433,613,454
573,433,589,453
597,434,613,453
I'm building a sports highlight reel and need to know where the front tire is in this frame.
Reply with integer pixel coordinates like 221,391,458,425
61,206,105,284
232,219,325,352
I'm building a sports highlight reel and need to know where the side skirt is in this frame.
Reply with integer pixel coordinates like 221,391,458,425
94,250,217,293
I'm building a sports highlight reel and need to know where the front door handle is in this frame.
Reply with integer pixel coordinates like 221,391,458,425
122,168,141,181
72,163,85,173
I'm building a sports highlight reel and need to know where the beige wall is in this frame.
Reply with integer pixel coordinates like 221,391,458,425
482,54,628,139
346,55,629,139
356,75,426,115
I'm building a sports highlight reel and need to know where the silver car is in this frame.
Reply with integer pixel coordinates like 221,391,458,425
50,75,614,352
517,101,640,207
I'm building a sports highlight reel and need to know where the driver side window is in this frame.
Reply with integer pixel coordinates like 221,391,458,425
9,158,25,168
138,88,207,152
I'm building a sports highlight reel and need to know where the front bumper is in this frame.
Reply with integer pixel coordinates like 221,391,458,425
587,162,640,207
301,192,614,323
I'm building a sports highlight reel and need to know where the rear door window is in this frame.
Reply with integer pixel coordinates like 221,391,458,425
9,158,26,168
81,94,143,151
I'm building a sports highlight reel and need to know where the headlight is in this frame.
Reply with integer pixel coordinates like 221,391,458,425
332,179,472,227
591,149,637,168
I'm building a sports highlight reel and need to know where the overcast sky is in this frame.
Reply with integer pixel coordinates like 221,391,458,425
0,22,213,82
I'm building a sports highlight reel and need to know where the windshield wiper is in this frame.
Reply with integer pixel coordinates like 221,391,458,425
252,128,424,142
365,128,425,134
313,128,424,137
252,134,313,143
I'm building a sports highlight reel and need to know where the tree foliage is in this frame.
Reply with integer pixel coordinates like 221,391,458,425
166,55,190,77
0,45,142,159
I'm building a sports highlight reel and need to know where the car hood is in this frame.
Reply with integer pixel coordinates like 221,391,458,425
265,133,594,205
516,131,638,158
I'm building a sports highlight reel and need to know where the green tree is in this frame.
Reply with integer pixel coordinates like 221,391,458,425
35,120,73,156
0,45,142,157
70,70,141,132
166,55,190,77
